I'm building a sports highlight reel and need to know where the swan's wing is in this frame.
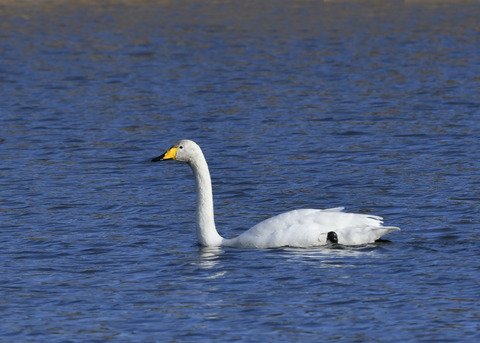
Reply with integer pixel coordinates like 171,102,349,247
224,208,399,248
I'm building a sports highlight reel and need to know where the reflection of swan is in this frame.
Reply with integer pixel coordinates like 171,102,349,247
196,246,224,270
152,140,399,249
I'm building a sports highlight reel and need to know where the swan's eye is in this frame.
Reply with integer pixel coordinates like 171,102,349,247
179,146,183,149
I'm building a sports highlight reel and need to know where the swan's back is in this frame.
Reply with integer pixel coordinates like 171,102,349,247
223,207,399,248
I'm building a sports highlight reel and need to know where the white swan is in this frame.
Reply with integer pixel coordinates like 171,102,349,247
152,140,399,248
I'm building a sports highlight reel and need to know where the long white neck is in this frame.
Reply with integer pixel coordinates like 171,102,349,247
188,154,224,247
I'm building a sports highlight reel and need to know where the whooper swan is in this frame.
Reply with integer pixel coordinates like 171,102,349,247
152,139,399,248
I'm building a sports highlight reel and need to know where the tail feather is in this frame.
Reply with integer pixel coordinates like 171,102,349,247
380,226,401,234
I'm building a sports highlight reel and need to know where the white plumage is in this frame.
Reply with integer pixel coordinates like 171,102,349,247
152,140,399,249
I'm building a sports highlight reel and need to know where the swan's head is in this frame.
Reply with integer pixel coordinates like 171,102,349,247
152,139,202,164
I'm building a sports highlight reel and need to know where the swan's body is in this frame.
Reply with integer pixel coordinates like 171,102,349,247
152,140,399,248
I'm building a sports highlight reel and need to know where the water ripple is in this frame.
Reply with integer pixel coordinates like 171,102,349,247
1,1,480,342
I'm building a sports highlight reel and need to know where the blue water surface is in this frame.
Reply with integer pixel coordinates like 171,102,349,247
1,1,479,342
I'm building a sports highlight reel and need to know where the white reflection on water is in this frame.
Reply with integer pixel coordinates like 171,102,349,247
195,246,225,269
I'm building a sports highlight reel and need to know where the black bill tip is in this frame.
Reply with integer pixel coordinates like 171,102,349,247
151,154,164,162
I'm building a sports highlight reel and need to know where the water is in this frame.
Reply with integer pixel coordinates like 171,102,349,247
1,0,479,341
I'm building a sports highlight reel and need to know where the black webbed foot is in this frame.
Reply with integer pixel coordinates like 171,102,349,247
374,238,392,244
327,231,338,244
